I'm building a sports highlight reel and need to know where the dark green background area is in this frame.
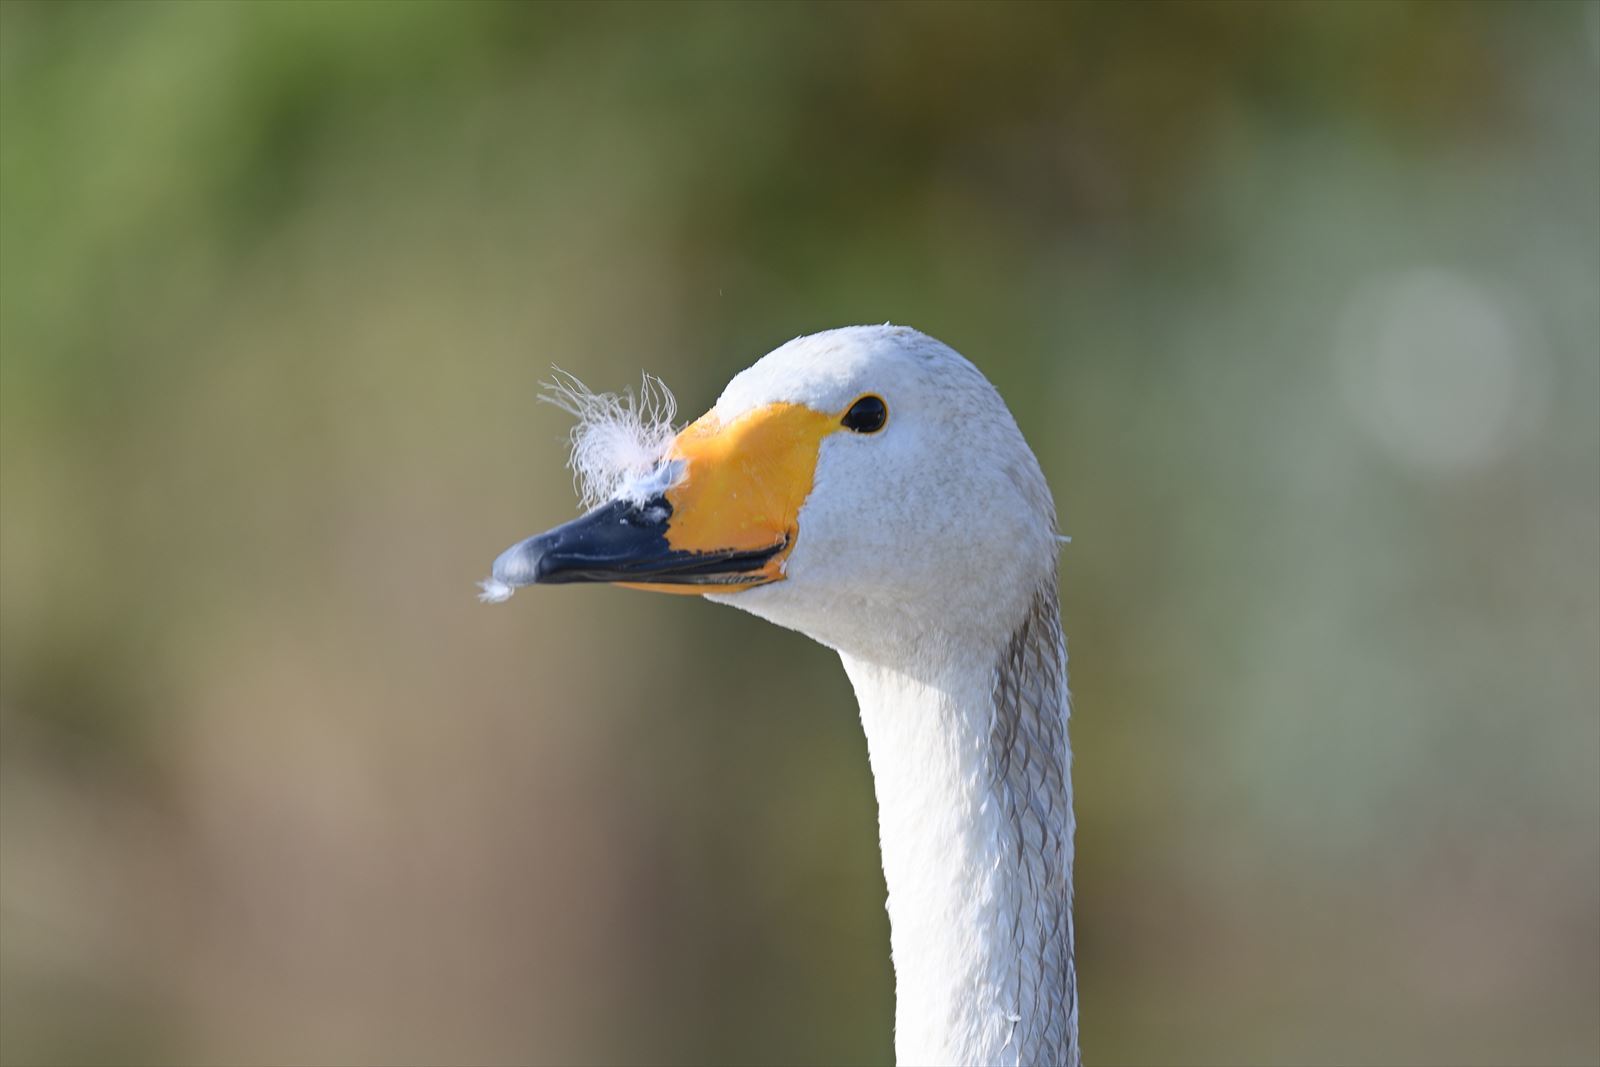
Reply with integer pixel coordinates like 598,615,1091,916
2,3,1596,1064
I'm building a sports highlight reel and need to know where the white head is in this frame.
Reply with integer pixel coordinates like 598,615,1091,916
702,326,1059,663
486,325,1060,668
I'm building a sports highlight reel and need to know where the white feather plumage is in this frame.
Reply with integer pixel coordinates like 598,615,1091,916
540,370,682,511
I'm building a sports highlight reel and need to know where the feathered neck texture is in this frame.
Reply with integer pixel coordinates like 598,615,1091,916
841,579,1078,1067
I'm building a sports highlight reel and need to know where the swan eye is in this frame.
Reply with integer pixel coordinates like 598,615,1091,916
841,395,888,434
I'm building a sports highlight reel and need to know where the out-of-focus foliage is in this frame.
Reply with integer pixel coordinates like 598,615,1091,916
1,3,1596,1065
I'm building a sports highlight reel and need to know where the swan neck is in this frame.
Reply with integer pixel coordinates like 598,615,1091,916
842,585,1078,1067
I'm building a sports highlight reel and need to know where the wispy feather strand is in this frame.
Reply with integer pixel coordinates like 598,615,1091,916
539,370,683,511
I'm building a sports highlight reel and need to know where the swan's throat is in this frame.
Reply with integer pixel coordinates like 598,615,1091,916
841,584,1079,1067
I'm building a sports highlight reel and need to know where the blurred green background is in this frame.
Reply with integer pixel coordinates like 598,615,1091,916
2,2,1597,1065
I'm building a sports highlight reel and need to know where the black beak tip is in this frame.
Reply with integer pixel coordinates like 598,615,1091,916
491,534,552,588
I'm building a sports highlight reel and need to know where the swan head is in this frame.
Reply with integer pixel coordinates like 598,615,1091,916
486,325,1059,662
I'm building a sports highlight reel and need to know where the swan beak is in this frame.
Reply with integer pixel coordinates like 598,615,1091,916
485,401,838,598
485,493,789,592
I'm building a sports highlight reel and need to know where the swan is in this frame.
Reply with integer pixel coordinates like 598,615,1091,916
483,325,1078,1066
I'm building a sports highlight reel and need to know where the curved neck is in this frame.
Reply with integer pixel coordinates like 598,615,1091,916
841,585,1078,1067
